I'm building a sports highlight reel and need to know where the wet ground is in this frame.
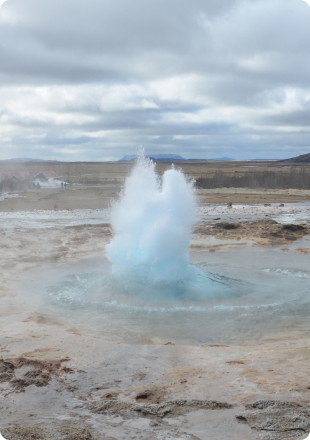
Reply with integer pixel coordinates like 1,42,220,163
1,186,310,439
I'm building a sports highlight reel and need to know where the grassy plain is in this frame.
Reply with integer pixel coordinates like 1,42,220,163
1,160,310,212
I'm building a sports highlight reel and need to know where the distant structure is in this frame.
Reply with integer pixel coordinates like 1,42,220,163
0,170,60,191
0,170,60,182
30,171,60,182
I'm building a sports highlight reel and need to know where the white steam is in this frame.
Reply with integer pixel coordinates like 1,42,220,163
106,154,197,283
33,178,65,188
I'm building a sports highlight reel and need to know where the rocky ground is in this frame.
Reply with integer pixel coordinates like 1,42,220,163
194,220,310,248
0,183,310,439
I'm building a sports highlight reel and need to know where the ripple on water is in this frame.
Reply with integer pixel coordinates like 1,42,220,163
263,268,310,279
44,263,310,345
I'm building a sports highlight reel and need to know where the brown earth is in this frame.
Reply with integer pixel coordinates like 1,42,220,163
0,356,73,392
194,220,310,246
2,422,114,440
2,184,310,213
1,160,310,212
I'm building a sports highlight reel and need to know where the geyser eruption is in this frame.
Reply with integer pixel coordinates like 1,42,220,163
47,153,239,343
106,154,196,284
104,152,232,301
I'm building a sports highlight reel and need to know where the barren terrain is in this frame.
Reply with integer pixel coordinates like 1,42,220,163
0,161,310,439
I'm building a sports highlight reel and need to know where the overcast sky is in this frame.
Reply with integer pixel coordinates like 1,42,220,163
0,0,310,160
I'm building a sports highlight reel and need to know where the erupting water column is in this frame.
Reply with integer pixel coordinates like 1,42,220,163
106,153,197,284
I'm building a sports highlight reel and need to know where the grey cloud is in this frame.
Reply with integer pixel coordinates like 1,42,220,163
1,0,310,159
259,109,310,127
0,0,249,83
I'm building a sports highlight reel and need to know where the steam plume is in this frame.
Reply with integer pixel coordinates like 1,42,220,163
106,153,196,283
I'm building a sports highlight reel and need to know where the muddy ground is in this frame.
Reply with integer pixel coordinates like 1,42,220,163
0,165,310,439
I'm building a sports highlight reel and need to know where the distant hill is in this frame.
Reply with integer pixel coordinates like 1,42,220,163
209,157,234,161
188,157,234,161
280,152,310,163
250,158,281,161
119,154,186,161
4,158,45,162
118,154,238,162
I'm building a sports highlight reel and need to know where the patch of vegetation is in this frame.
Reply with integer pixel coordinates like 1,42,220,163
195,169,310,189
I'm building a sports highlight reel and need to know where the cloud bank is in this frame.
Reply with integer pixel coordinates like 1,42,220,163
0,0,310,160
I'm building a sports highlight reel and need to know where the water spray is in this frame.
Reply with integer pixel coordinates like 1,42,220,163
106,152,197,284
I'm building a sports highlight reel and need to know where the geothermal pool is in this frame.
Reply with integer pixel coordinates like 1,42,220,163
15,155,310,348
16,238,309,348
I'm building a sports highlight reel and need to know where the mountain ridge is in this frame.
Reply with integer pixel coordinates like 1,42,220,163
279,152,310,163
119,154,186,161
